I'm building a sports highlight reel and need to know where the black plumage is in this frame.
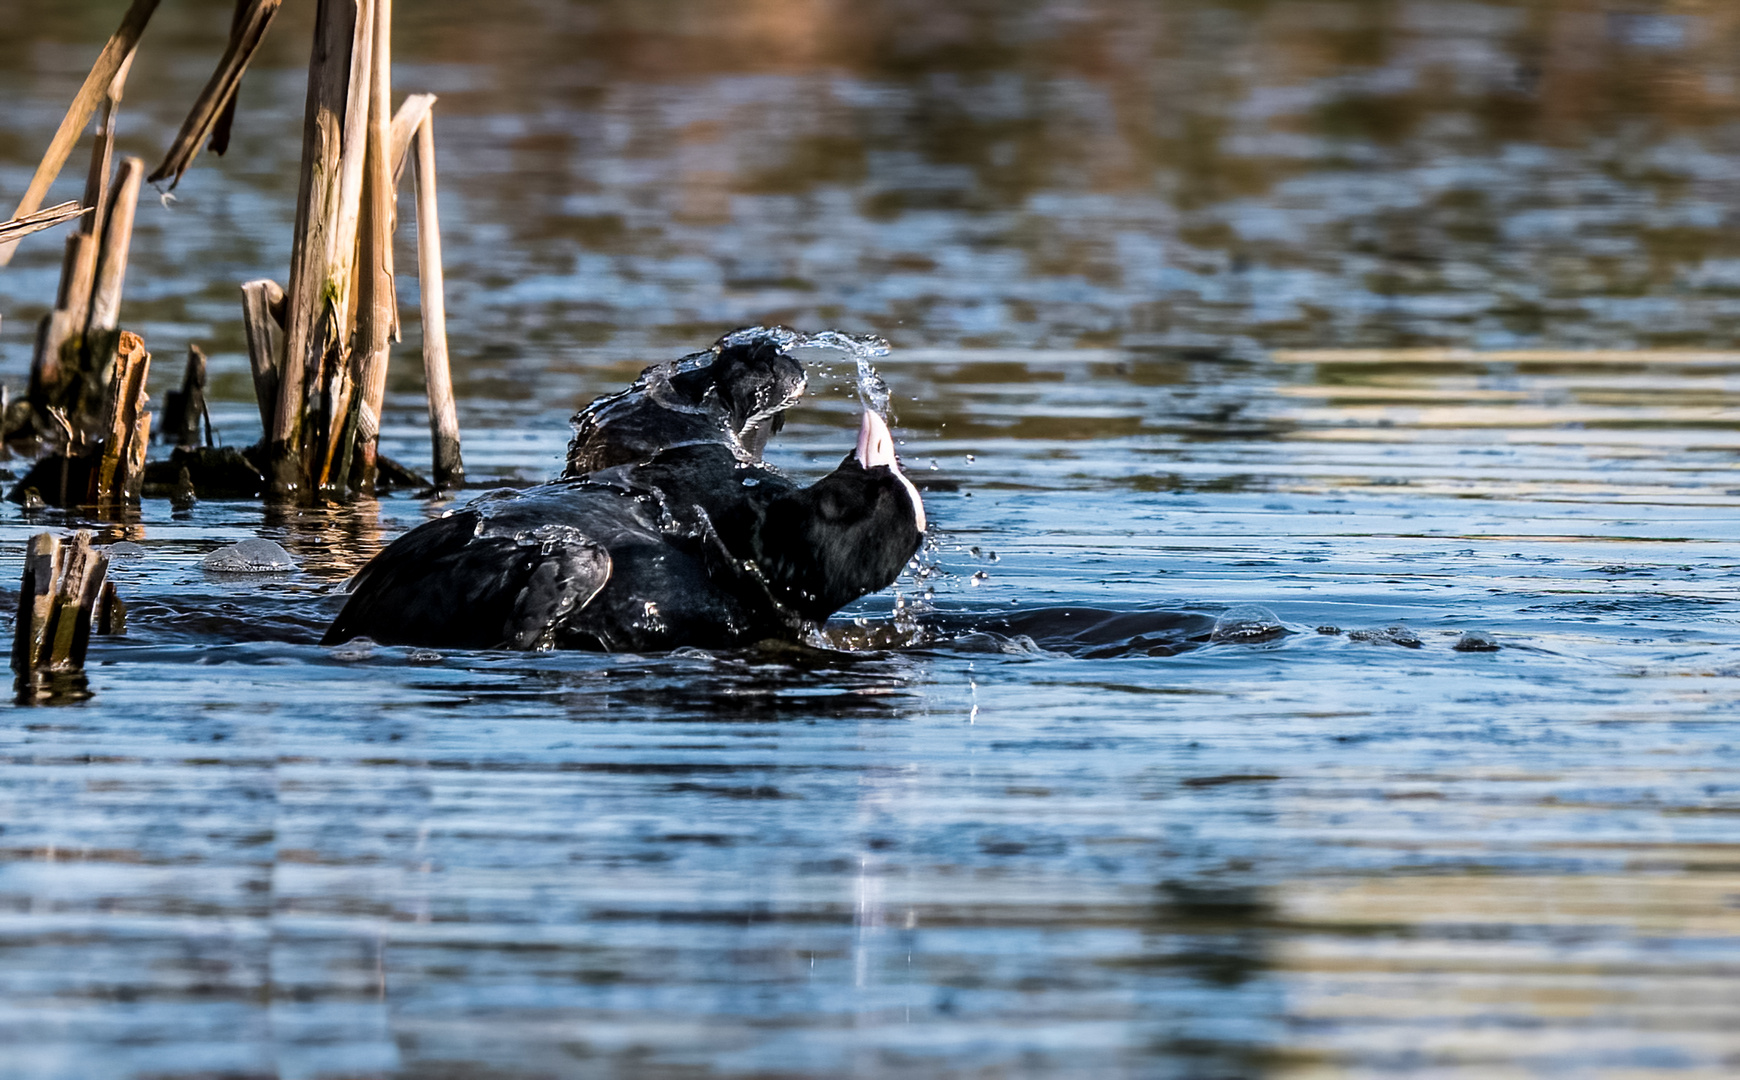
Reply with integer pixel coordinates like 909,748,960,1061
564,332,806,476
323,334,925,652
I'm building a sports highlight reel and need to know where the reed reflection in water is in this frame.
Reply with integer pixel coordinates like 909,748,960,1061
8,0,1740,370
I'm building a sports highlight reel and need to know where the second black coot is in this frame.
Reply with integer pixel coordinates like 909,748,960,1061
565,333,808,475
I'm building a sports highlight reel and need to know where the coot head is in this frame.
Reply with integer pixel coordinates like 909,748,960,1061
694,334,808,457
739,410,927,623
566,332,807,475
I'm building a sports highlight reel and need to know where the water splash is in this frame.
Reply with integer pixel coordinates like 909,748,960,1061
718,326,893,417
719,326,926,654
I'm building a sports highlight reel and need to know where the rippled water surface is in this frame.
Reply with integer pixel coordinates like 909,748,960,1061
2,2,1739,1077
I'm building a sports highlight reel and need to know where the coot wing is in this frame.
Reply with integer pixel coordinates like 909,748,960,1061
323,510,611,650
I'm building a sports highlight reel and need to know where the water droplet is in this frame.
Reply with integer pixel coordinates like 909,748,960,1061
202,538,294,573
1211,604,1285,644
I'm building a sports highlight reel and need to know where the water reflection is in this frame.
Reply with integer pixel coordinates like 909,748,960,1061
259,497,392,582
3,0,1740,1077
5,0,1740,375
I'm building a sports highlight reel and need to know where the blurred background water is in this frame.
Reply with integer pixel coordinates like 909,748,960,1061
0,1,1739,1077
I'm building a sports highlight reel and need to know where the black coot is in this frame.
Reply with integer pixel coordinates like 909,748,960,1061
323,342,926,652
564,332,807,476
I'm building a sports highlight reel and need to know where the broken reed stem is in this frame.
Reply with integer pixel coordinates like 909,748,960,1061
388,93,436,191
97,580,127,637
12,534,60,678
412,113,463,489
241,279,286,438
31,309,81,414
275,0,370,497
87,157,145,337
377,5,400,347
55,232,100,317
275,0,352,490
0,202,90,247
26,59,133,427
31,221,97,404
207,0,252,157
93,332,151,511
164,344,208,447
312,0,378,491
125,405,152,503
330,0,376,305
79,51,133,239
342,0,396,491
11,532,110,701
0,0,160,267
148,0,283,188
247,0,458,498
81,103,117,233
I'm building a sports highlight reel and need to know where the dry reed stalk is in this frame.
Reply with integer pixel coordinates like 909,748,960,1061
125,407,152,503
32,230,97,399
86,157,145,337
311,0,379,491
329,0,376,302
240,279,286,437
78,51,133,238
81,104,116,232
163,344,209,447
339,0,397,491
11,532,110,700
0,202,91,247
29,55,132,419
412,113,463,488
12,534,62,678
51,538,104,663
0,0,160,267
31,312,82,408
375,10,400,347
207,0,251,157
55,233,101,320
96,580,126,637
149,0,284,188
275,0,372,497
388,93,436,189
92,332,151,510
